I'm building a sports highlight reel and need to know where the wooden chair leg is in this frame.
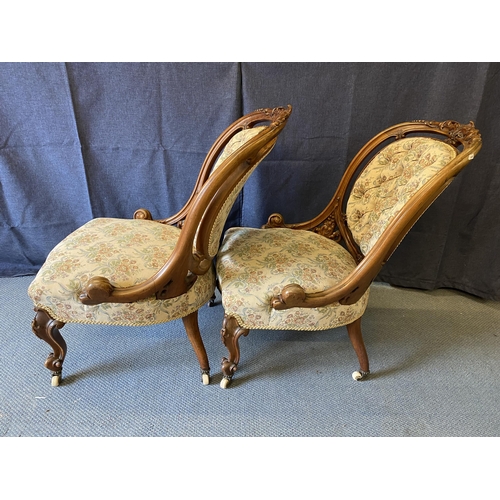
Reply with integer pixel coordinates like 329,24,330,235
31,308,67,386
346,317,370,381
182,310,210,385
220,314,249,388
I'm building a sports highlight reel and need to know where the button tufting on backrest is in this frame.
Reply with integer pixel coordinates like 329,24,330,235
346,137,458,255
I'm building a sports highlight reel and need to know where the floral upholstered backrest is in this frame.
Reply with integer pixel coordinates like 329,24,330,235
345,137,458,255
211,126,266,173
199,125,270,257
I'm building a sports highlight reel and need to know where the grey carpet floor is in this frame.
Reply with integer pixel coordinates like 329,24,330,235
1,275,499,437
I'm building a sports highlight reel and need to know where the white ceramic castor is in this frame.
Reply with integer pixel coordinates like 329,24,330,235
352,370,369,381
202,373,210,385
51,374,61,387
220,377,231,389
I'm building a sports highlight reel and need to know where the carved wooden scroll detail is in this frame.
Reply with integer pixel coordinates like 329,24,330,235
312,213,341,242
265,211,342,242
263,213,287,229
413,120,481,148
312,198,343,242
393,121,481,149
271,283,307,310
393,128,407,140
79,276,114,305
133,208,153,220
256,105,292,127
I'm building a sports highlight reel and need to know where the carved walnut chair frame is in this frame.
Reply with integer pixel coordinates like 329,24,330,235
218,120,482,387
30,105,292,387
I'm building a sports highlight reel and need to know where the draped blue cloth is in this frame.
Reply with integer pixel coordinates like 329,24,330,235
1,62,499,300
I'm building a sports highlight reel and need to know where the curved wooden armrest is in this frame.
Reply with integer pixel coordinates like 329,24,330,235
271,255,381,310
271,280,366,310
78,275,165,305
79,271,196,305
78,250,204,306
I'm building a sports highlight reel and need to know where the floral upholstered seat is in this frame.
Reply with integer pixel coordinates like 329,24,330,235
28,218,215,326
217,227,370,331
28,106,292,387
216,120,482,388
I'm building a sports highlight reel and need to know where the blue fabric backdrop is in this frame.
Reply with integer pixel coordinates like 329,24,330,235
1,62,499,300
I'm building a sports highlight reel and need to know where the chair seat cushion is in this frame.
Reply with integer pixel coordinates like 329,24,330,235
28,218,215,326
216,227,370,331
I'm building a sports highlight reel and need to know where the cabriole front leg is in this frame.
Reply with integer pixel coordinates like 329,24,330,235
31,308,67,386
220,314,249,388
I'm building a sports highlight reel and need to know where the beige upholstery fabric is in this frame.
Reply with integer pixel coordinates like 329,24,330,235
217,227,369,330
207,126,267,256
212,126,266,171
346,137,457,255
28,218,215,326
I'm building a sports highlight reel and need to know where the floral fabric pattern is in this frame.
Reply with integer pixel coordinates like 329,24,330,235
346,137,457,255
208,126,269,257
28,218,215,326
212,126,266,171
217,227,369,331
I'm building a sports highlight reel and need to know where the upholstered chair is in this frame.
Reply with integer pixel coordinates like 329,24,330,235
216,120,482,388
28,105,292,387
